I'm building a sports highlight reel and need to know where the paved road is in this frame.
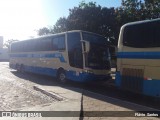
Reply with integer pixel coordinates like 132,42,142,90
0,62,159,120
0,62,59,111
82,91,159,120
0,62,81,120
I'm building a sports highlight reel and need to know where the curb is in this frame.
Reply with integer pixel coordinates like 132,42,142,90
33,85,64,101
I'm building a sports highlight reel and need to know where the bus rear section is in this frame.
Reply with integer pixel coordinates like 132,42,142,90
116,19,160,97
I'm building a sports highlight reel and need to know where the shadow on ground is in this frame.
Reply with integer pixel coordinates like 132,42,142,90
11,70,160,112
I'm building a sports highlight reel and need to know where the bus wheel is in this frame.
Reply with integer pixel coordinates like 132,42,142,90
58,70,67,83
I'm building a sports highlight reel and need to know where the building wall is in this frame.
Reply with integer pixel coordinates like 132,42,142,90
0,36,3,49
0,37,9,61
0,48,9,61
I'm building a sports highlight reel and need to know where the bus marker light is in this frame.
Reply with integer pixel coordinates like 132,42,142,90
147,78,152,80
144,77,152,80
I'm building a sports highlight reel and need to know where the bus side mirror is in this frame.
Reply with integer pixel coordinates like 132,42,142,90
81,40,90,53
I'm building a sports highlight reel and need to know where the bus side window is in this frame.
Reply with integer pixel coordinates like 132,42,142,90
52,37,58,50
13,43,17,52
58,36,65,50
52,35,65,51
154,21,160,46
36,40,42,51
36,38,52,51
23,42,27,52
16,43,19,52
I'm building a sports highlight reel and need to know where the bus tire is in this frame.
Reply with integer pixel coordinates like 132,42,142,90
57,70,67,83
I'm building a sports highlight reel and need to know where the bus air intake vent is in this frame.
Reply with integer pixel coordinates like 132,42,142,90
122,68,144,93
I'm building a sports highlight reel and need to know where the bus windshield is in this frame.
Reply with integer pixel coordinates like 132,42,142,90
82,32,111,70
85,43,110,69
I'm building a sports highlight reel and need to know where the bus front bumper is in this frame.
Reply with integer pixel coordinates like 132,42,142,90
81,72,111,82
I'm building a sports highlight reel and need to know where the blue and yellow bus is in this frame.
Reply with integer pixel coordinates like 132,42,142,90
9,30,111,83
116,19,160,97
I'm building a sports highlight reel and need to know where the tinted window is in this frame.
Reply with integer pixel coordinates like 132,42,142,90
11,42,23,52
23,40,36,52
11,37,53,52
67,32,83,68
28,41,34,52
52,35,65,50
123,20,160,48
11,43,16,52
82,32,106,45
38,38,52,51
23,42,28,52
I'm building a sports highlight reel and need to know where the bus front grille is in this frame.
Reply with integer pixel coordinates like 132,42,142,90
121,68,144,93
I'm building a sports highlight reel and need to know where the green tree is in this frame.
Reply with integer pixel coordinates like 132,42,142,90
37,2,116,44
116,0,144,27
53,1,116,44
144,0,160,19
37,27,51,36
114,0,160,45
52,17,69,33
116,0,160,24
37,0,160,45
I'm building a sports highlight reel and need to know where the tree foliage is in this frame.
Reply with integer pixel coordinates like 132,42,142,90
38,1,116,44
116,0,160,25
52,17,68,33
114,0,160,44
67,1,116,40
37,0,160,46
37,27,51,36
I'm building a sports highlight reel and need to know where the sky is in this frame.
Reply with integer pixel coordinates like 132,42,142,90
0,0,121,42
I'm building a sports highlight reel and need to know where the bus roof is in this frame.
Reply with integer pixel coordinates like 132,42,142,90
11,30,105,44
121,18,160,30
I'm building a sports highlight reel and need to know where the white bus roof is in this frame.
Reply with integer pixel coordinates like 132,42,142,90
121,18,160,30
12,30,104,44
